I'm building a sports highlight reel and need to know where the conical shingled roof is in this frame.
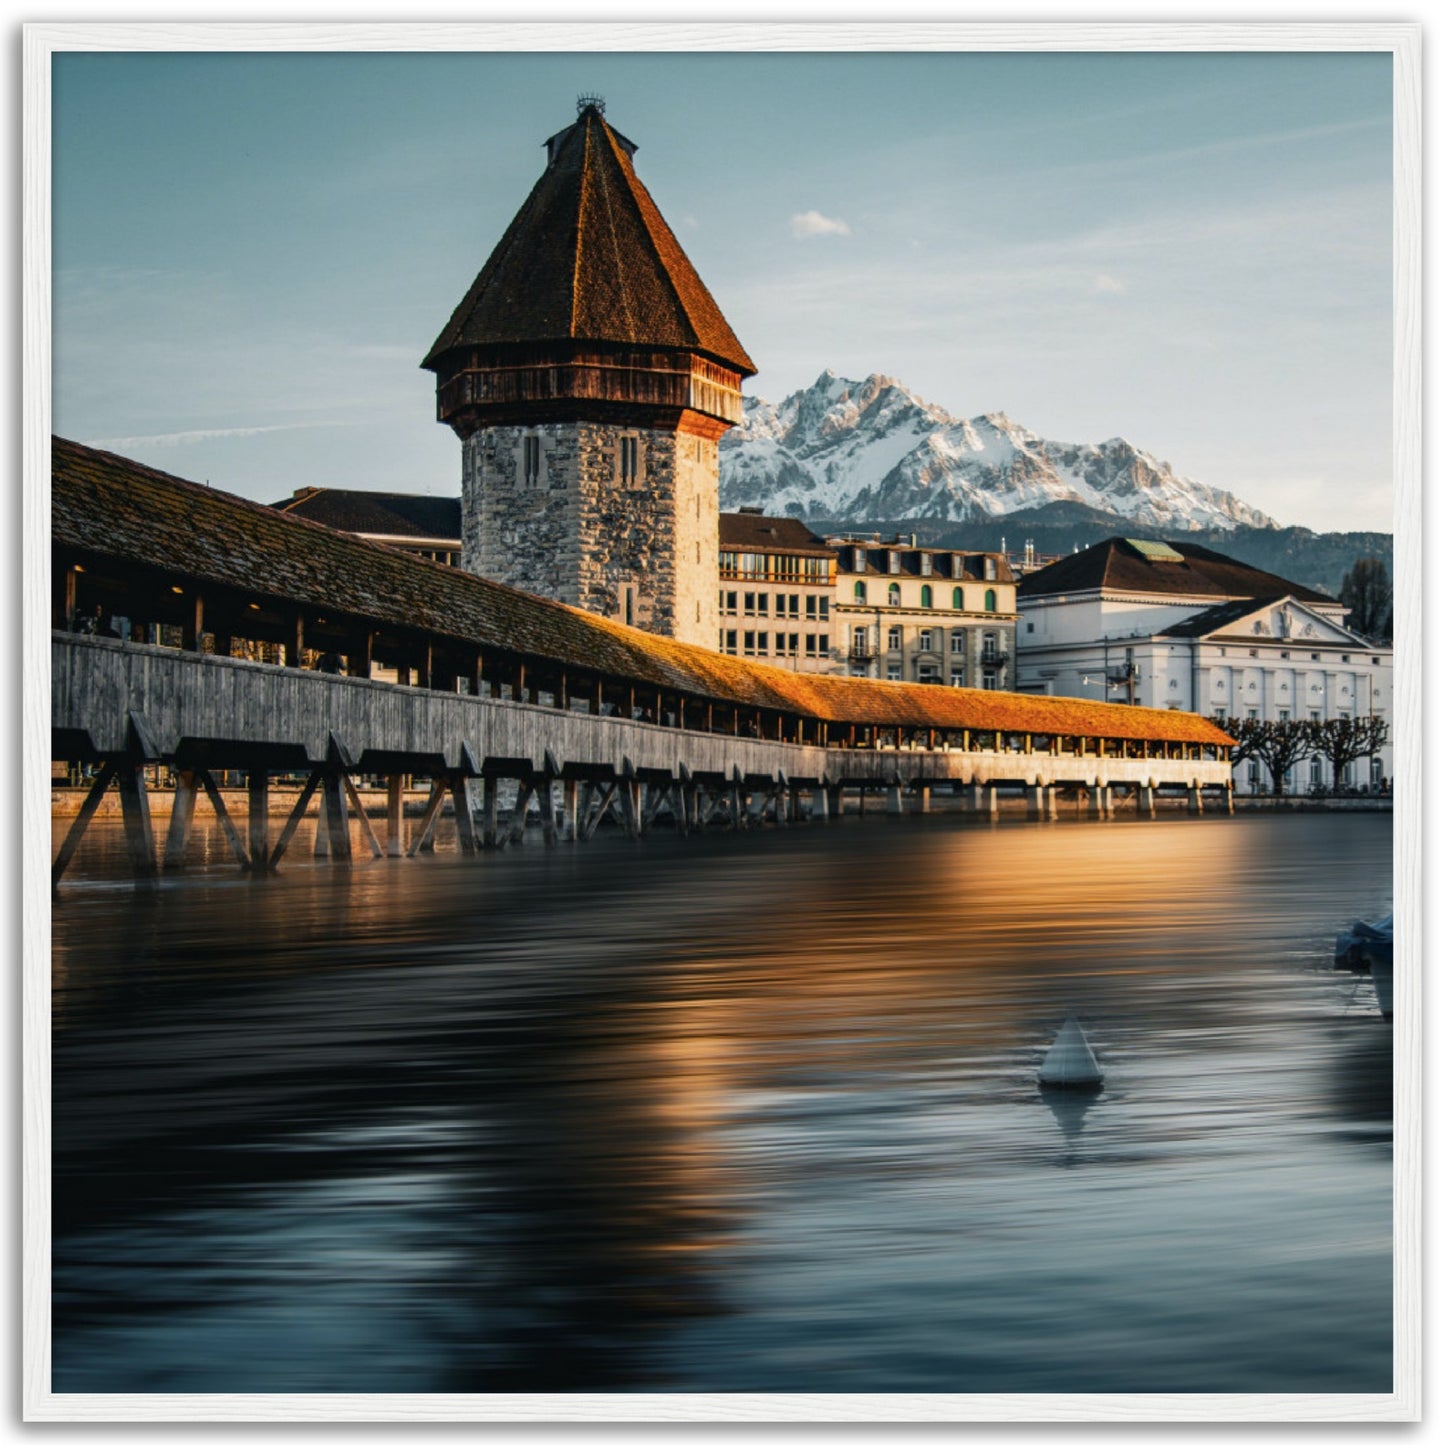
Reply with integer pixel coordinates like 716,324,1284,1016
423,105,755,376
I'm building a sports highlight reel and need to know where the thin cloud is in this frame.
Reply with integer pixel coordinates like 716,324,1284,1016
1093,274,1127,294
86,422,344,450
790,210,851,239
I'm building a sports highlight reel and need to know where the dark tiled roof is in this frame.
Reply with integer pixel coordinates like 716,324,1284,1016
423,105,755,376
51,437,1229,746
1017,537,1335,604
834,545,1013,583
273,489,461,542
719,513,833,555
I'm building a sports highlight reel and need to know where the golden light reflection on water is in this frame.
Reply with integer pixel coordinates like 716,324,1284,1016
50,812,1392,1393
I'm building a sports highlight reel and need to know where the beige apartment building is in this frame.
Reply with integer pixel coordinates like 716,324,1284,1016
717,510,837,670
832,534,1018,688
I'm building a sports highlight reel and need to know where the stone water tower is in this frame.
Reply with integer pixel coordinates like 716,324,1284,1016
422,98,755,648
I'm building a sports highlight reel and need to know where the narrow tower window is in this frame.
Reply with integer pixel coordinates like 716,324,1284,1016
619,435,640,485
523,435,542,487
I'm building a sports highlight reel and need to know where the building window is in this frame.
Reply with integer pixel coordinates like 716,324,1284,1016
982,632,999,663
853,547,867,572
853,580,866,603
950,629,965,654
819,597,829,620
887,663,902,681
887,625,902,651
950,669,965,687
742,631,762,656
523,434,542,487
983,589,997,613
853,625,869,654
984,557,997,581
888,552,901,575
920,584,933,609
723,630,737,654
919,630,934,652
951,555,964,579
787,594,800,618
888,583,901,607
619,435,640,485
981,672,999,691
952,586,963,610
920,553,933,576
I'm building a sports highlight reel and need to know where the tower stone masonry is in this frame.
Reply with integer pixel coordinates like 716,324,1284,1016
423,99,755,649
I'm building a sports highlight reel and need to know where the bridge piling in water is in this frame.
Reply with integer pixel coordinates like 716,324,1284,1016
50,635,1237,885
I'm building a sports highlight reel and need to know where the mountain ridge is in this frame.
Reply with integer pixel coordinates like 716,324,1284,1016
719,369,1276,534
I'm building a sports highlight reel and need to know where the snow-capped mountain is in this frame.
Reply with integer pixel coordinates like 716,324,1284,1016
719,370,1275,533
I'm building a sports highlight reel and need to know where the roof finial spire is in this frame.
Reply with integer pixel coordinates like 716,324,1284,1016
577,93,605,117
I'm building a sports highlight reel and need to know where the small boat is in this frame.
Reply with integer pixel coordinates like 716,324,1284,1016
1334,914,1393,1019
1038,1015,1104,1090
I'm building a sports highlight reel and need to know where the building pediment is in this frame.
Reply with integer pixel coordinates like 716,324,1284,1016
1206,598,1371,650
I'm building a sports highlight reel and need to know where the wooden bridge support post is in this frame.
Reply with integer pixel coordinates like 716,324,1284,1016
314,786,332,857
449,774,480,854
562,778,579,841
1045,785,1058,820
886,778,904,815
116,763,158,881
51,761,118,888
1088,785,1108,819
539,777,560,846
1189,785,1205,816
163,768,200,870
1224,785,1235,815
984,785,999,819
482,776,501,848
386,776,405,856
917,784,931,815
1026,784,1045,821
320,770,353,863
1138,784,1156,818
247,769,271,871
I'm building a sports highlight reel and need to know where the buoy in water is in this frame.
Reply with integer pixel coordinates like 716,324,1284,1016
1039,1015,1104,1091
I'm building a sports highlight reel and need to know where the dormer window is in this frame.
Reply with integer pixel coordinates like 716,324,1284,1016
853,547,866,572
984,557,997,581
888,552,901,575
951,555,964,579
920,553,933,576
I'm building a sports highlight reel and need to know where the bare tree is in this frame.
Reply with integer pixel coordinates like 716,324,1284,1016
1223,716,1268,771
1312,715,1390,792
1255,719,1318,797
1339,557,1392,643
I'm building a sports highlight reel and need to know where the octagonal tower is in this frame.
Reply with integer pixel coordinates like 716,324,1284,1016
422,98,756,648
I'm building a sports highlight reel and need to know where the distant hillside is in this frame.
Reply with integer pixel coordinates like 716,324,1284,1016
820,507,1391,601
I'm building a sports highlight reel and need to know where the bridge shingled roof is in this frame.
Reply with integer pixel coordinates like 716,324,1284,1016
52,437,1233,747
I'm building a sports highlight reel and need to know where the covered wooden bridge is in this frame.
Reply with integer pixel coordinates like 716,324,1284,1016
51,438,1236,882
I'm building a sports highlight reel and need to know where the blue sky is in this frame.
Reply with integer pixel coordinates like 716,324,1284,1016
51,49,1394,532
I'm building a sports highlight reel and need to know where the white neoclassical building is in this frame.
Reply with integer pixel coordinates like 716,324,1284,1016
1014,537,1393,794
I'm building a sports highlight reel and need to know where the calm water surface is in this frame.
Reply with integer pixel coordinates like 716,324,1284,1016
51,811,1393,1394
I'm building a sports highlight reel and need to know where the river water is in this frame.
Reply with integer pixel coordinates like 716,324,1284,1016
50,810,1393,1396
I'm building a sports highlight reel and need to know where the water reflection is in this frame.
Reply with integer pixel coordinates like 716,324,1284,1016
50,813,1393,1394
